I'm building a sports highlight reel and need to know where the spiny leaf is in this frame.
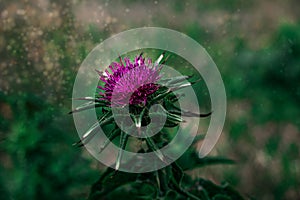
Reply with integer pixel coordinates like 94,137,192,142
72,96,105,103
169,81,192,91
168,93,185,103
166,101,212,118
149,88,172,103
89,168,138,199
155,51,165,64
178,151,235,171
98,115,115,126
73,111,112,147
147,110,184,125
115,131,129,170
157,170,169,196
145,135,166,163
149,81,191,105
195,178,245,200
99,128,120,153
129,182,158,199
72,121,100,147
167,163,203,200
69,101,107,114
170,109,212,118
155,106,186,126
160,75,190,85
153,104,184,123
164,121,179,128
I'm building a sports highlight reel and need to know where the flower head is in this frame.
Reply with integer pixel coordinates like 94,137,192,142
97,54,161,107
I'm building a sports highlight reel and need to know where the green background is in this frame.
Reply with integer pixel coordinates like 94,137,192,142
0,0,299,199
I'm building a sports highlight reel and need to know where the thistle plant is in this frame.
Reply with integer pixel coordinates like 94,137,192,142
71,53,245,200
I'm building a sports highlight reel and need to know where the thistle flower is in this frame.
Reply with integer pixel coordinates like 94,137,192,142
97,54,161,107
71,53,224,200
71,53,211,170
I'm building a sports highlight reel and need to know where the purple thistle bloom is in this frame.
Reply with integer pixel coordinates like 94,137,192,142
97,54,161,107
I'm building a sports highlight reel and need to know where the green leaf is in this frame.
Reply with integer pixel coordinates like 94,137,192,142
169,109,212,118
69,101,107,114
165,100,212,118
88,168,138,200
160,75,190,86
156,170,169,196
168,93,185,103
98,128,120,153
145,134,167,163
115,131,129,170
194,179,245,200
149,88,172,103
177,151,235,171
72,96,105,103
167,163,203,200
129,182,158,199
169,81,192,91
72,121,100,147
73,111,112,147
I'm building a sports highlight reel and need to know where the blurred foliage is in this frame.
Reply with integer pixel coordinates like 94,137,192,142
0,0,300,199
223,23,300,199
0,93,100,200
227,23,300,124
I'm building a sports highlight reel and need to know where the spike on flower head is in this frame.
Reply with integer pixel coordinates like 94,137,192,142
98,55,161,107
